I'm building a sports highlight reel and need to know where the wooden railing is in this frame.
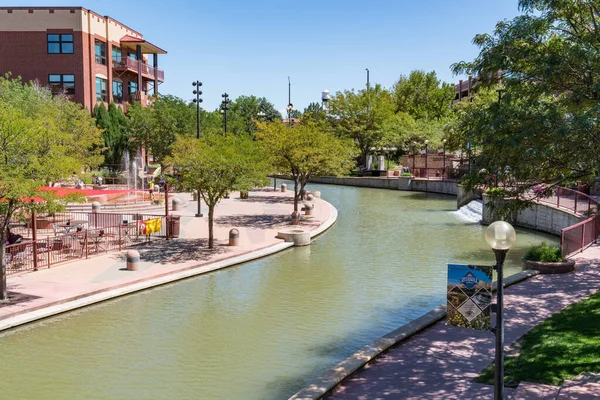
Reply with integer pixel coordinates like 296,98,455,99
113,58,164,81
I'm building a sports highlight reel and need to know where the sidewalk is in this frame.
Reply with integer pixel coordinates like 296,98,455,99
323,246,600,400
1,189,333,330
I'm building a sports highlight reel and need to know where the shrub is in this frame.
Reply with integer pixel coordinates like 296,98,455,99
524,242,564,262
400,172,413,177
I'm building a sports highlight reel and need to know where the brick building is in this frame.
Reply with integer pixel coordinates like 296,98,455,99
0,6,166,110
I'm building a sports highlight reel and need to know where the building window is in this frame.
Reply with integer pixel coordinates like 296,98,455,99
112,46,122,66
47,34,74,54
95,39,107,65
128,52,137,61
48,74,75,95
128,81,138,96
113,81,123,103
96,77,107,102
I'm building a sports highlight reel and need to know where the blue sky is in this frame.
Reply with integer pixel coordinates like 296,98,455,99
11,0,523,111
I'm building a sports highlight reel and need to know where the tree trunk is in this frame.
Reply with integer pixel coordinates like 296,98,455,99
294,178,299,212
208,205,214,249
1,230,7,301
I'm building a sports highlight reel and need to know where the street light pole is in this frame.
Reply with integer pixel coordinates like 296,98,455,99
485,221,517,400
192,81,203,139
287,77,293,127
366,68,370,90
192,81,203,217
221,93,230,133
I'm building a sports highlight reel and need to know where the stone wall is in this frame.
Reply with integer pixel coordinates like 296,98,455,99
481,194,581,235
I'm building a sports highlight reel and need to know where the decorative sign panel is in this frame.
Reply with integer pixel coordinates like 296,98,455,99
447,264,493,331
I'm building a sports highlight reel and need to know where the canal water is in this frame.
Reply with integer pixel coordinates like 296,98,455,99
0,184,557,399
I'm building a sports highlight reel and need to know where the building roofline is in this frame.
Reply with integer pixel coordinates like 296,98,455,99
0,6,143,37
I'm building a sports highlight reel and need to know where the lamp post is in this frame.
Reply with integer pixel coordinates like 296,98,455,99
366,68,370,90
192,81,203,139
442,138,447,179
221,93,230,133
192,81,203,217
424,139,429,178
485,221,517,400
287,76,293,127
286,104,294,127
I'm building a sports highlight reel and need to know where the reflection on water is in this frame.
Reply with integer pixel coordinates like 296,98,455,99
0,183,557,399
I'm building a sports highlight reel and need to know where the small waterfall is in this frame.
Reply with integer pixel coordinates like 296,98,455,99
452,200,483,223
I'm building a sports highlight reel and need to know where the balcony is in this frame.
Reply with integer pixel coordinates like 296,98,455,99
113,58,164,82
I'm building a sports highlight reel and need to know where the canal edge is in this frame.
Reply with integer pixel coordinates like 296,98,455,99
0,200,339,333
288,269,541,400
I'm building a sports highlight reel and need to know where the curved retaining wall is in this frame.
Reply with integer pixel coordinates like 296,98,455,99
482,194,581,236
0,201,339,333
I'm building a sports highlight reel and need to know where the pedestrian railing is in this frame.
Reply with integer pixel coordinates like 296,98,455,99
537,187,598,218
5,212,171,275
561,214,600,258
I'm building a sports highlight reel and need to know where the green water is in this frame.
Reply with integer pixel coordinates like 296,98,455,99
0,184,557,399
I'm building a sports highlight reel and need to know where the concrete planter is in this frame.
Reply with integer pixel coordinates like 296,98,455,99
523,259,576,274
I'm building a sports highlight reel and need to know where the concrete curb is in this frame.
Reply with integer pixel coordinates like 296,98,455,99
0,200,339,332
288,269,541,400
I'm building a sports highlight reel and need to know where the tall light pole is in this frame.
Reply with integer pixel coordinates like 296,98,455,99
221,93,230,133
485,221,517,400
287,76,293,127
192,81,203,217
192,81,203,139
366,68,370,90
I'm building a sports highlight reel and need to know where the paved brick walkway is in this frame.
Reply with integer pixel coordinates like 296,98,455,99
1,189,331,328
325,246,600,400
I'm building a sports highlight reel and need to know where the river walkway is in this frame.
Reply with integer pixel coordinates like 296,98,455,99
303,245,600,400
0,189,335,331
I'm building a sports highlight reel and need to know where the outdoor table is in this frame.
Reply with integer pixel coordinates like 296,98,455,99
87,232,106,254
58,224,78,234
119,223,137,244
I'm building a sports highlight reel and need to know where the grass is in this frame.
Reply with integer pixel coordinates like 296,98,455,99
477,291,600,387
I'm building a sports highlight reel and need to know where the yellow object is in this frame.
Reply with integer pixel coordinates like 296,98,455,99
144,218,162,235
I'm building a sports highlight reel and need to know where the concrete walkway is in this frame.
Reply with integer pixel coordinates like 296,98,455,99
1,188,333,331
322,246,600,400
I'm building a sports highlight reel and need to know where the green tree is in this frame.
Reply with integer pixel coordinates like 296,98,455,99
392,70,455,121
302,102,326,123
93,102,130,171
0,76,102,299
169,134,269,249
256,121,357,212
128,94,195,171
226,95,282,135
450,0,600,214
327,84,395,167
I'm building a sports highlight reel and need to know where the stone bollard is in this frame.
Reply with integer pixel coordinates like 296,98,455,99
281,183,287,193
291,211,300,225
172,198,181,211
126,250,140,271
313,191,321,199
306,193,314,201
229,228,240,246
304,203,314,216
91,201,101,213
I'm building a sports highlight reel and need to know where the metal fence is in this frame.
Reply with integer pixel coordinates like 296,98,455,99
561,214,600,258
5,212,172,275
412,167,468,182
537,187,599,218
